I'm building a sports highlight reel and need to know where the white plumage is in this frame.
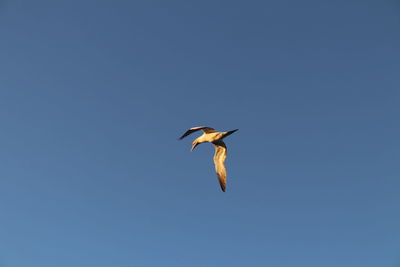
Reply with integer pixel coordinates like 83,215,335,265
179,126,238,192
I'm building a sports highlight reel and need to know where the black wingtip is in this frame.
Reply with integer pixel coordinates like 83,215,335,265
178,133,188,140
220,184,226,192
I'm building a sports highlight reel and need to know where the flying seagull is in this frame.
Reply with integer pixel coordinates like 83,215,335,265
179,126,238,192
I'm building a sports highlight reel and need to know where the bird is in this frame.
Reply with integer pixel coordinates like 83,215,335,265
179,126,238,192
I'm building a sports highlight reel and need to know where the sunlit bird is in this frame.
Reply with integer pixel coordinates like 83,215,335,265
179,126,238,192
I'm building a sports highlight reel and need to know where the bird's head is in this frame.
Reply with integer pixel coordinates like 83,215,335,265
191,140,199,151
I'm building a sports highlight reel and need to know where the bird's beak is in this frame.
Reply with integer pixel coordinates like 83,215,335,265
191,142,199,151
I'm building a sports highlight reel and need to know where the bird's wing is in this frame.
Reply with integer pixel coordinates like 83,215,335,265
212,140,227,192
179,126,216,140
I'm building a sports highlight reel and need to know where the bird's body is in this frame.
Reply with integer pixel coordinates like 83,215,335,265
179,126,238,192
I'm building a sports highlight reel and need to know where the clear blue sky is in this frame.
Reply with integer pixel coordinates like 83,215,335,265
1,0,399,266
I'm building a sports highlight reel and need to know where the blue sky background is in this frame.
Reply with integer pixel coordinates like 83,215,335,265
1,0,399,266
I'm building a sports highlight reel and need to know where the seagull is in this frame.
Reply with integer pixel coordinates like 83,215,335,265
179,126,238,192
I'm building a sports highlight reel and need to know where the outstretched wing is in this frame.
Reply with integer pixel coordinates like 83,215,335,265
212,140,227,192
179,126,216,140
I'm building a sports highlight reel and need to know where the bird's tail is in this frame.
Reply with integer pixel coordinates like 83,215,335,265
222,129,238,139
